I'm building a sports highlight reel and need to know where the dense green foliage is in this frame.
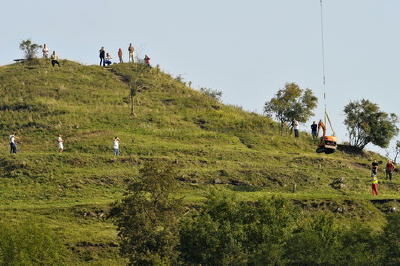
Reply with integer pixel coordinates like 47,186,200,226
112,161,183,265
344,99,398,150
264,82,318,132
114,188,400,265
0,221,68,265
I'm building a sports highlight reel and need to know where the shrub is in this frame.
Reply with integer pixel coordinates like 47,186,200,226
179,192,298,265
200,87,223,102
112,160,183,265
0,221,68,265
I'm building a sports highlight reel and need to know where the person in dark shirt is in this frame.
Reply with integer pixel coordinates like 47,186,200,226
311,121,318,139
99,47,105,67
371,160,379,176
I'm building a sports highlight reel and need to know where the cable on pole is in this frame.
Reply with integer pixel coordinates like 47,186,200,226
320,0,327,126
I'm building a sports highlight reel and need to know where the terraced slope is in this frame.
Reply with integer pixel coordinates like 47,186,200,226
0,60,396,264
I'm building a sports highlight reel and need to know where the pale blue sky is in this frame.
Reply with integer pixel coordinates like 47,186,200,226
1,0,399,153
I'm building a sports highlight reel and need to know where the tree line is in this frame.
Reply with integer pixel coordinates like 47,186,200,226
112,161,400,265
264,82,399,151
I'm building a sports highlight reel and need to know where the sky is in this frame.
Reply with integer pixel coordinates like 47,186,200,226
1,0,399,155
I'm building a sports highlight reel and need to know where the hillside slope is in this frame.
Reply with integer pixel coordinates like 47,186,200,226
0,60,397,264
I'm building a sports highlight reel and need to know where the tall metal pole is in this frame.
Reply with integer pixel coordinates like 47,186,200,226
320,0,327,126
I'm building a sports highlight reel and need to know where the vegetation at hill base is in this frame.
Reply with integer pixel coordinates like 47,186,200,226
0,59,399,264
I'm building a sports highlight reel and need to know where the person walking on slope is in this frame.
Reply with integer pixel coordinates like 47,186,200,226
292,120,299,138
50,51,60,67
385,160,395,181
128,43,134,63
118,48,123,63
311,121,318,139
9,133,17,154
113,137,120,156
57,135,64,152
42,44,49,58
99,47,106,66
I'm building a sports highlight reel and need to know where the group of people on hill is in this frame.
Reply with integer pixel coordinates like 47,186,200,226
8,133,122,156
42,44,60,67
290,119,326,139
39,43,151,68
369,159,396,196
99,43,151,67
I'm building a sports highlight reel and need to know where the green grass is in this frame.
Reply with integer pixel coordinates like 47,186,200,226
0,59,395,264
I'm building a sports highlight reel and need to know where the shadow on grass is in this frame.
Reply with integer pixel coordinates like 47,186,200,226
229,185,264,192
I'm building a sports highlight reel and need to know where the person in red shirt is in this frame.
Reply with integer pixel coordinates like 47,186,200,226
385,160,395,181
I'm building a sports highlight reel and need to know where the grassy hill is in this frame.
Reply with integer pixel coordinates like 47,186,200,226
0,59,398,264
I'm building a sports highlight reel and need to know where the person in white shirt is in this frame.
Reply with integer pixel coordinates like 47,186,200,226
113,137,120,156
57,135,64,152
105,53,112,66
9,133,17,154
42,44,49,59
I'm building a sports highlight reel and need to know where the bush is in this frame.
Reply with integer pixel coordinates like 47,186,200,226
200,88,223,102
0,221,68,265
112,160,183,265
179,192,298,265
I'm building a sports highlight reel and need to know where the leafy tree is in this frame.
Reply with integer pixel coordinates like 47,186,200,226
344,99,398,150
394,141,400,163
19,39,42,60
264,83,318,134
112,160,183,265
179,192,298,265
380,214,400,265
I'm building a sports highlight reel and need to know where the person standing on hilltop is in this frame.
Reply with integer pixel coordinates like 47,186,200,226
128,43,135,63
42,44,49,59
311,121,318,139
9,133,18,154
50,51,60,67
57,135,64,153
118,48,123,63
385,160,395,181
144,55,151,67
113,137,120,156
99,47,106,66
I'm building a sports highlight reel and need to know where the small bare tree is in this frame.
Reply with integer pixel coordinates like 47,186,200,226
19,39,42,60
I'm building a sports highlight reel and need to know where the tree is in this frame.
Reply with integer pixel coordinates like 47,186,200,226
179,192,298,265
394,141,400,164
264,83,318,134
112,160,183,265
19,39,42,60
344,99,398,150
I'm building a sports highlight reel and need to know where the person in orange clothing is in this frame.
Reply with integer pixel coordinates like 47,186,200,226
317,119,326,137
